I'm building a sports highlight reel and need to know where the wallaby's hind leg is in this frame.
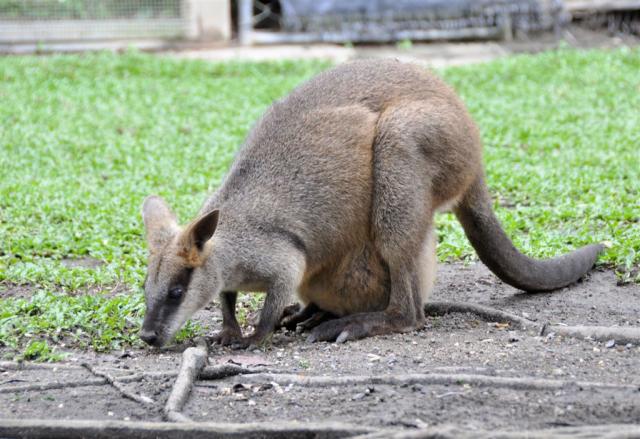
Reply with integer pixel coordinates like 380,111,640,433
309,112,435,343
413,228,437,322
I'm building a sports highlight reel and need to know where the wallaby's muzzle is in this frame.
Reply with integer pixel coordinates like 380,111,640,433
139,328,160,347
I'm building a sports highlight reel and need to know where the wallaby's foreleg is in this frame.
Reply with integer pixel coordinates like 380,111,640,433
229,281,294,348
210,291,243,346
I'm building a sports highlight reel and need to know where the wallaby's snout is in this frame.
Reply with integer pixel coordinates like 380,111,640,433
139,328,160,347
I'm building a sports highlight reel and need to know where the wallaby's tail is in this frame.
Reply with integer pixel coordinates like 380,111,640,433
453,175,604,292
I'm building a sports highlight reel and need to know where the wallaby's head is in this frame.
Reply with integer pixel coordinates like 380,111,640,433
139,195,220,347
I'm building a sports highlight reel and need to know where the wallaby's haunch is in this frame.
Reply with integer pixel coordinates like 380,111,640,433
140,60,603,348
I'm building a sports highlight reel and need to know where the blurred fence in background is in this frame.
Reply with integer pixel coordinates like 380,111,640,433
0,0,230,51
1,0,638,52
238,0,566,44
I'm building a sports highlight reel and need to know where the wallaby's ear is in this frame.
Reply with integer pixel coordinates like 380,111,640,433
141,195,178,252
178,209,219,265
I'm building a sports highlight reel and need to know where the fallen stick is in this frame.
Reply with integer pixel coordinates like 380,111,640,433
81,363,154,405
0,418,379,439
163,339,208,422
424,301,536,329
544,325,640,345
237,372,639,392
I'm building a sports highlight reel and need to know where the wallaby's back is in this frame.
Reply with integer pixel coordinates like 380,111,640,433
206,59,601,292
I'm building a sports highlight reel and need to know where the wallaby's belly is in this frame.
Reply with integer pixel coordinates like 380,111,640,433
298,243,390,316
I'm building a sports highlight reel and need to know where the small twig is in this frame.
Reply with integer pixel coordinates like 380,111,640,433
237,372,639,392
81,363,154,405
163,338,209,422
425,301,536,329
538,322,549,337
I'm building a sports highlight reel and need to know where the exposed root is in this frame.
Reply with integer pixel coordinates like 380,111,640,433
0,378,107,394
200,363,271,380
424,301,536,329
352,423,640,439
237,372,639,392
425,301,640,345
0,418,379,439
163,339,208,422
543,325,640,345
81,363,154,405
0,361,82,371
0,370,176,394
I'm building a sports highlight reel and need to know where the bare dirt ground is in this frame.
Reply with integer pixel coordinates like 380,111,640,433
1,262,639,437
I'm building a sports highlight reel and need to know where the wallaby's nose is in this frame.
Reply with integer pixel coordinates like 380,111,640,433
139,329,159,346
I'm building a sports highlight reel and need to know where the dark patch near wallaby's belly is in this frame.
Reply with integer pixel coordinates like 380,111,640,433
298,243,390,316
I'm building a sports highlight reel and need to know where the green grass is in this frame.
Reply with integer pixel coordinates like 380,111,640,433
1,48,639,359
438,47,640,277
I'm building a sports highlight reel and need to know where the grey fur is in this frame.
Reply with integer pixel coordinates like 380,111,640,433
140,60,603,347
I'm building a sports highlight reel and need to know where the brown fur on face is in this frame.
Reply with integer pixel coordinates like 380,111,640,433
140,59,603,347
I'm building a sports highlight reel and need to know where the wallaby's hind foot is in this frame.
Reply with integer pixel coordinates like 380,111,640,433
279,302,337,332
277,303,303,326
307,311,419,344
295,310,337,333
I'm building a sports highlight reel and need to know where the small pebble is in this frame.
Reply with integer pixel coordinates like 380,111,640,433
605,339,616,349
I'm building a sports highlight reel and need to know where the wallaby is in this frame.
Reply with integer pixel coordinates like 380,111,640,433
139,59,603,348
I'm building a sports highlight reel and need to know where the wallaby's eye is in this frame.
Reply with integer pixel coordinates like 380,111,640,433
168,286,184,301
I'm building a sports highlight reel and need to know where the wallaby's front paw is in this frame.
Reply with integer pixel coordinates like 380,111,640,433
209,328,243,346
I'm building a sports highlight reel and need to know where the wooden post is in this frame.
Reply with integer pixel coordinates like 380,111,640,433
183,0,231,41
238,0,253,45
